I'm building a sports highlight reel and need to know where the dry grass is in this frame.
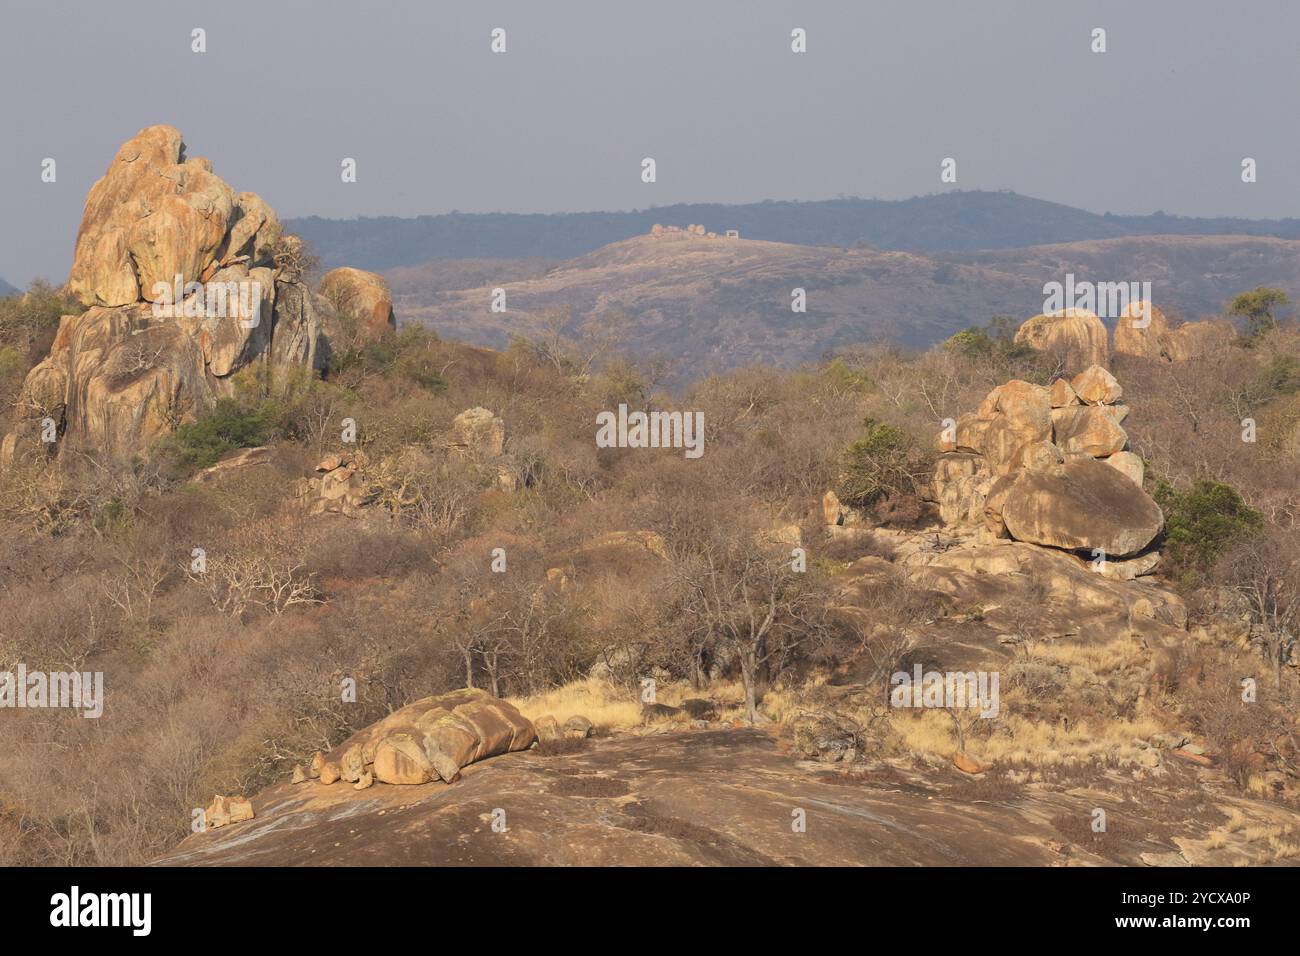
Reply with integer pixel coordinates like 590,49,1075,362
1025,635,1147,674
507,675,790,732
887,707,1165,766
507,677,645,731
1202,804,1300,863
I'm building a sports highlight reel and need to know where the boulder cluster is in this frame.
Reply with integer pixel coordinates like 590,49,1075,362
1012,300,1231,370
534,713,596,742
934,366,1164,572
1112,301,1235,362
296,450,372,516
289,406,517,519
1,125,395,462
297,688,537,789
648,223,727,240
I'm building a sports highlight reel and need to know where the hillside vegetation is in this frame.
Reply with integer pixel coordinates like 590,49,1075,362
393,231,1300,378
2,272,1300,865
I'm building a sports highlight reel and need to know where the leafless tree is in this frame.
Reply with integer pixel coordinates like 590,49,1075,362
669,528,828,723
1221,529,1300,690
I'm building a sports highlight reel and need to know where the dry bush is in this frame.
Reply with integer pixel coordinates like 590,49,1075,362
2,309,1298,865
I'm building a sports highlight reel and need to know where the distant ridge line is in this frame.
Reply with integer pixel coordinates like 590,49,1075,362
287,190,1300,271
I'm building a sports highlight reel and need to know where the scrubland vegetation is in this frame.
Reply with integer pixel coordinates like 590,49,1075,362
1,277,1298,865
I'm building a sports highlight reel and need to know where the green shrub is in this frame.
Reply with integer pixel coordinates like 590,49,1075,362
822,358,872,394
329,325,445,392
1228,286,1291,341
944,315,1035,363
0,279,74,356
944,326,995,358
1255,353,1300,396
838,418,923,507
160,398,280,473
1152,478,1262,581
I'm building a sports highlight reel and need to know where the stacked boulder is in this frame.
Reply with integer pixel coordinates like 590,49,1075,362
2,125,393,463
296,451,372,516
1113,300,1235,362
3,126,324,458
298,688,536,788
935,366,1163,572
1013,307,1109,370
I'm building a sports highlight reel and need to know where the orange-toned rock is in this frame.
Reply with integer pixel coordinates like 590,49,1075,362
1071,365,1123,405
204,794,254,830
318,267,397,340
952,752,987,775
1170,748,1215,768
316,688,537,787
1048,378,1079,408
1014,308,1109,370
1051,405,1128,457
69,126,232,307
1001,457,1163,556
1114,301,1169,360
1114,300,1235,363
1165,319,1235,361
373,733,435,785
3,126,328,459
1104,451,1145,487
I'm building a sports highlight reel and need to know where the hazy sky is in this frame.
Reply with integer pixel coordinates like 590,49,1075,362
2,0,1298,285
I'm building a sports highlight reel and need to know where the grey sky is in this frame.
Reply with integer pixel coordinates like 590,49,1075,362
2,0,1298,286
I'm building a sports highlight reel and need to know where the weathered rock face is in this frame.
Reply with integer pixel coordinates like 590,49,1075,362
4,125,331,460
1014,308,1109,370
295,451,372,516
298,688,536,788
450,407,506,459
319,267,397,340
1000,458,1164,557
931,366,1162,562
1052,405,1128,457
1113,300,1236,362
1113,301,1169,360
71,127,229,307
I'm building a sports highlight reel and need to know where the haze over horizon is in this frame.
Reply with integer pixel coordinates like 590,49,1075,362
3,0,1300,286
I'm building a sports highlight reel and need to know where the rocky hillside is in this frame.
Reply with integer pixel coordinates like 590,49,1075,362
2,126,1298,870
155,360,1300,867
393,229,1300,378
157,726,1300,867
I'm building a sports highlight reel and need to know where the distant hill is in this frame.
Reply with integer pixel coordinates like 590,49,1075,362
393,232,1300,380
289,191,1300,271
0,276,17,297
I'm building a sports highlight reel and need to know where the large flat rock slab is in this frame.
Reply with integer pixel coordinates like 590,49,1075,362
156,729,1089,867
